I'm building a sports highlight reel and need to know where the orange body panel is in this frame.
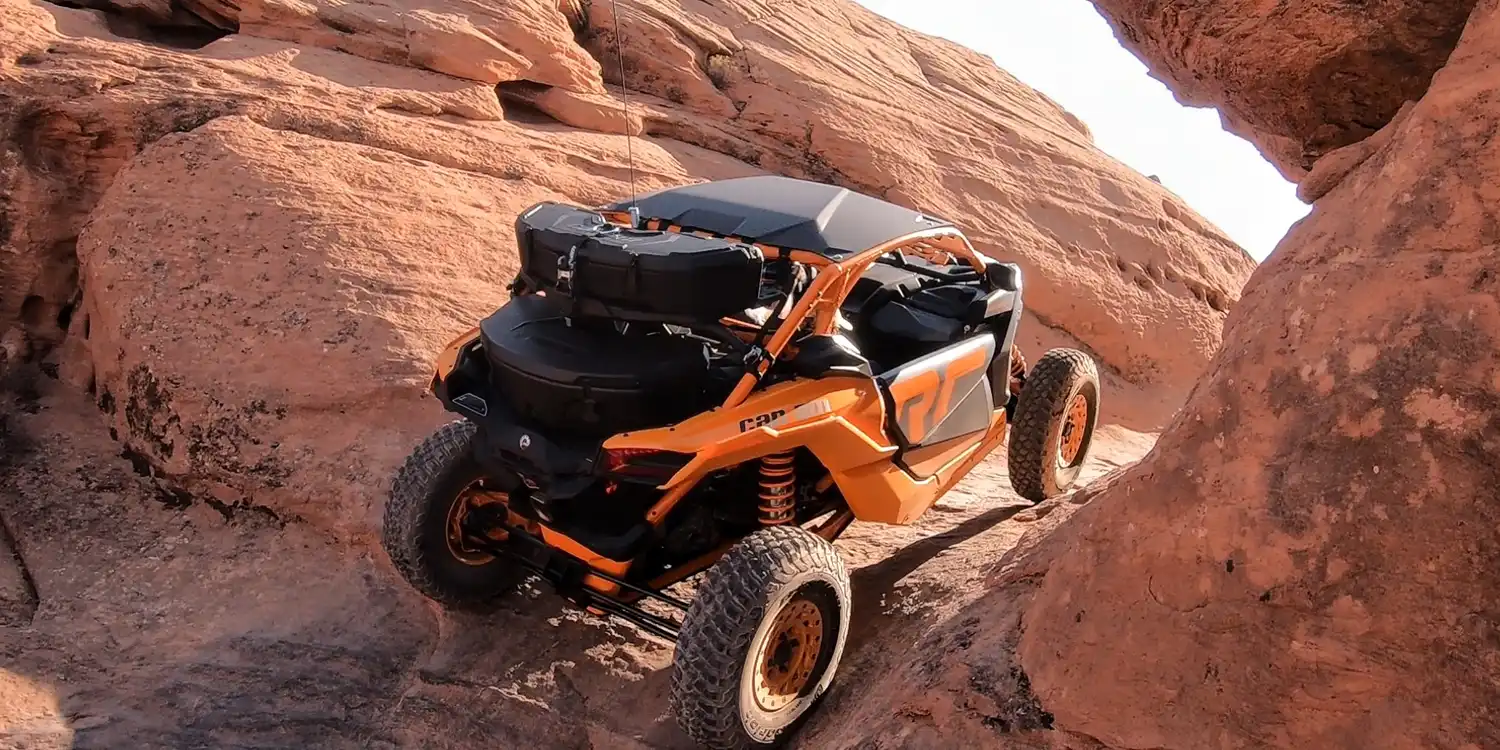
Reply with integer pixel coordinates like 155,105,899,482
603,370,1008,526
434,326,479,382
539,526,632,596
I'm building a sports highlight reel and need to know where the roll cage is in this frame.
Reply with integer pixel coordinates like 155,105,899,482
595,205,1005,410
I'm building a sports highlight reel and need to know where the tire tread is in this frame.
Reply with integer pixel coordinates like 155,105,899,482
1007,348,1099,502
380,419,514,612
670,526,851,749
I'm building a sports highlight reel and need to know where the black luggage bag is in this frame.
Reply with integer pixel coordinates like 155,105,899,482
514,202,768,320
479,294,725,439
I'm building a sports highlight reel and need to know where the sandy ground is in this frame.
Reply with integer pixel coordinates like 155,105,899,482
0,371,1153,750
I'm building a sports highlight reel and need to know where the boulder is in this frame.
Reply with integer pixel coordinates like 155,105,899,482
76,115,563,538
1018,2,1500,747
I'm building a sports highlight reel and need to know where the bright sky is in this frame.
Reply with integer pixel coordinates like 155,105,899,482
854,0,1311,262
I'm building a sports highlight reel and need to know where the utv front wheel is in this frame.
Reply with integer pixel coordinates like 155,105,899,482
1007,347,1101,503
670,526,852,749
381,419,521,612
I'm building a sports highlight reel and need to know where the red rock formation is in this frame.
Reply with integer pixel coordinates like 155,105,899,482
0,0,1251,539
1086,0,1478,181
1018,2,1500,747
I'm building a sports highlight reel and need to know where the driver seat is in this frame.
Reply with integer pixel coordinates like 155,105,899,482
833,255,1021,371
873,285,988,338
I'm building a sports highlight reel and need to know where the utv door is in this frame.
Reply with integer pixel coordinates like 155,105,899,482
875,333,999,479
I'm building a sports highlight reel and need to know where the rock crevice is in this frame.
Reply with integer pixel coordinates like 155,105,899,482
0,493,40,628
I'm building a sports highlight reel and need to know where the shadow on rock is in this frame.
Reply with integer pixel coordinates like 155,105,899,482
846,502,1028,650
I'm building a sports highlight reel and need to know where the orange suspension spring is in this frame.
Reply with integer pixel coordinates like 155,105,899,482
757,451,797,526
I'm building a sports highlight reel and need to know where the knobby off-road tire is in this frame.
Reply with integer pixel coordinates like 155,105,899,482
1007,347,1101,503
381,418,521,613
670,525,853,749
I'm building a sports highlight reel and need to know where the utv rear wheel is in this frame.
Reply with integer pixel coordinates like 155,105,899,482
1007,348,1100,503
670,526,852,749
381,419,521,612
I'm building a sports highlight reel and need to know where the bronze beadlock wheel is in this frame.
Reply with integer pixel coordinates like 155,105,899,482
753,597,826,713
381,419,524,613
1006,348,1101,503
444,481,507,566
1057,392,1090,468
670,526,852,749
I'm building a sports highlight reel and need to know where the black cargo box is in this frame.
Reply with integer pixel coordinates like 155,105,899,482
480,294,728,438
514,202,767,320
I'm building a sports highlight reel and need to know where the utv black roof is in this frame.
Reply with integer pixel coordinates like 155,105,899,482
604,175,955,259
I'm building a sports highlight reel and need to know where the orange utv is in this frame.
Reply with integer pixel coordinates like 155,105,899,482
381,175,1101,749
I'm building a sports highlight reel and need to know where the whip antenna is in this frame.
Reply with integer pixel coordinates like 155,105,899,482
608,0,640,223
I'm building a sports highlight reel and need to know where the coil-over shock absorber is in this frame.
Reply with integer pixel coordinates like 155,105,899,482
757,451,797,525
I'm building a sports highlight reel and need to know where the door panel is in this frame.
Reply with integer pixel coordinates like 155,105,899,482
877,334,996,455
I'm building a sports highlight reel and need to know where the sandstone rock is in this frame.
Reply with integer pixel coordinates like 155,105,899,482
252,0,617,92
582,0,740,119
499,82,644,136
0,16,506,387
0,526,37,627
1087,0,1478,181
1298,100,1417,203
1,0,1251,540
158,0,611,90
0,0,55,58
1019,2,1500,747
0,6,130,383
402,9,528,85
0,671,67,748
74,115,567,538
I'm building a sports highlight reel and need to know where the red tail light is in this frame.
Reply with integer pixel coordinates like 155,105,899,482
600,448,693,481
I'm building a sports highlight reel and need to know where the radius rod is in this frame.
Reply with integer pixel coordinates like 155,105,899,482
461,521,686,642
